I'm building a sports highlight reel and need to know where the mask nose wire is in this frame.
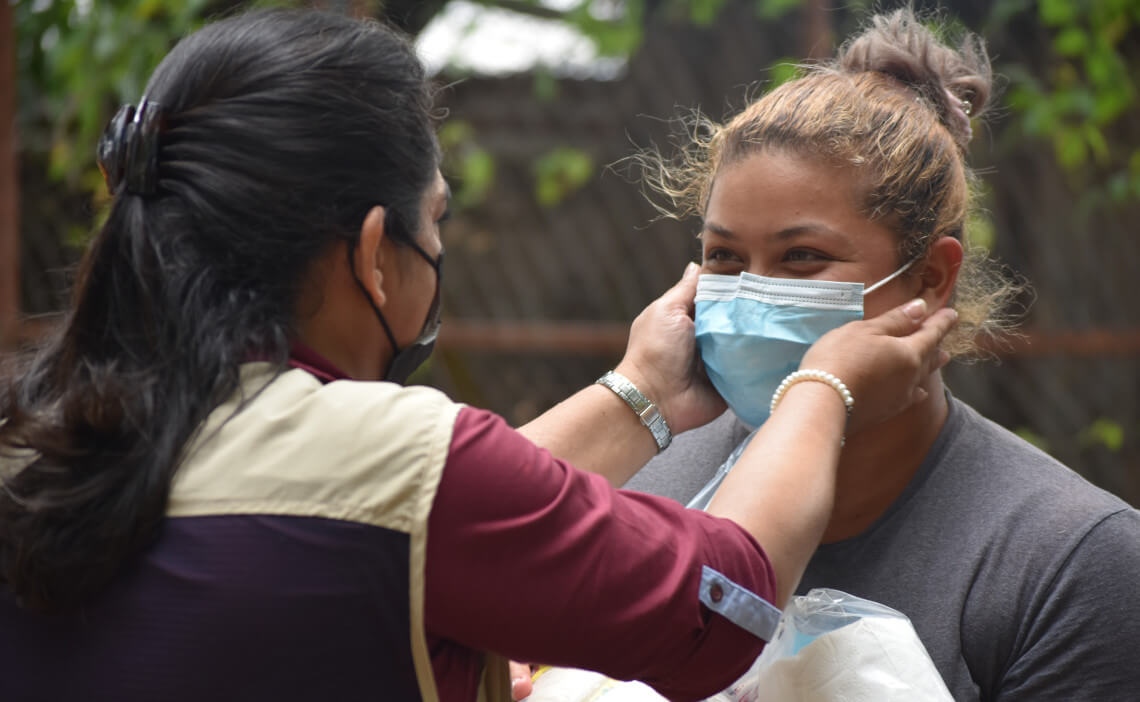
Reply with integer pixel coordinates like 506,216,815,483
863,258,916,296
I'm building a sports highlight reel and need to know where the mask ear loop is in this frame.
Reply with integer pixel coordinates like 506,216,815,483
863,258,916,295
346,239,402,354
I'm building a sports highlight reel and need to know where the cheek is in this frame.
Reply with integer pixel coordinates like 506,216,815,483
862,288,913,320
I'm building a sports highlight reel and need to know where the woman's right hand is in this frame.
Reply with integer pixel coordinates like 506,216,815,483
799,298,958,434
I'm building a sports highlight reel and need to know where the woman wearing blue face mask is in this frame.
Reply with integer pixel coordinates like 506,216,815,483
0,9,961,702
625,8,1140,702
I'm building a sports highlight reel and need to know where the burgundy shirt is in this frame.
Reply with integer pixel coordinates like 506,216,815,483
0,347,777,701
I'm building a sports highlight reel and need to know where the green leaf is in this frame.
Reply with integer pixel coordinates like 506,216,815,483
1055,128,1088,169
570,3,644,57
690,0,731,26
965,210,996,252
439,121,496,208
755,0,802,21
1039,0,1078,27
1084,42,1127,88
456,149,496,208
1092,85,1134,124
1083,124,1109,164
1050,85,1095,118
533,147,595,207
138,0,165,21
17,0,209,193
1052,27,1088,56
438,121,476,149
1079,418,1124,452
767,59,800,88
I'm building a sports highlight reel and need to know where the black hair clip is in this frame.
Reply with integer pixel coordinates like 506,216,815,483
96,97,163,197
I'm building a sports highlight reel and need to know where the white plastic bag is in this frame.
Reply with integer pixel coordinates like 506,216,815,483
708,588,953,702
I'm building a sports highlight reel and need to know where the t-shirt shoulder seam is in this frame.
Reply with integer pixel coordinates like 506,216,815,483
1039,507,1135,594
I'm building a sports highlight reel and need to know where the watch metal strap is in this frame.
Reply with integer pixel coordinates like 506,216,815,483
596,370,672,452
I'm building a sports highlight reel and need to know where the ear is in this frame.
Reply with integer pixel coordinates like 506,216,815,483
356,205,389,309
917,236,964,310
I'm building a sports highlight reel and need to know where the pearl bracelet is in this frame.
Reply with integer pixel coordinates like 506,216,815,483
769,369,854,421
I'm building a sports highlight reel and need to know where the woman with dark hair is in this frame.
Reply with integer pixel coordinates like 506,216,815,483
0,9,956,702
627,8,1140,701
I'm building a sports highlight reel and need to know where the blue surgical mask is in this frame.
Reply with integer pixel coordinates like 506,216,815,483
694,262,913,427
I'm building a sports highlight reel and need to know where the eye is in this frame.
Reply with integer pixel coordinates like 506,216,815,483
783,248,832,263
703,247,745,271
704,247,740,263
436,209,452,224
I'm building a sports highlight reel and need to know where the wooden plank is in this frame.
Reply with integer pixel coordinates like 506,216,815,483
978,329,1140,359
0,0,19,349
437,320,1140,359
438,320,630,355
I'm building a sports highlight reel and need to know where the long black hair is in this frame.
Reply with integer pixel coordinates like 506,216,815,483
0,9,438,611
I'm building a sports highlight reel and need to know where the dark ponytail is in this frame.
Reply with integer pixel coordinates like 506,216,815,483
0,9,438,611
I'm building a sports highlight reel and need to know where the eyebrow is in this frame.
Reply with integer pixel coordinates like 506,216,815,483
702,220,846,241
702,221,737,239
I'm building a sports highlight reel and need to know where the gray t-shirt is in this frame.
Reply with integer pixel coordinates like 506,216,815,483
625,398,1140,701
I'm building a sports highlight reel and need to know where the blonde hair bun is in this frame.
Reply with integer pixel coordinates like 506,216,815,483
838,7,991,151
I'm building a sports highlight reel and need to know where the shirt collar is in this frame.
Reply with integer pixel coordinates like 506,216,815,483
287,341,351,384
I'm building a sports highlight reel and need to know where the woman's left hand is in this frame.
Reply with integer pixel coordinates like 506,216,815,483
615,263,726,435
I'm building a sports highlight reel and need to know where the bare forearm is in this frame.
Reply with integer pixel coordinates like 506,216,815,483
705,383,845,607
520,264,715,486
518,382,657,487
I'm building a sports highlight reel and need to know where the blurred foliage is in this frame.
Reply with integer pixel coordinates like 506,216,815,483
17,0,1140,223
753,0,802,21
16,0,212,189
996,0,1140,205
533,146,595,207
1081,418,1126,453
439,120,497,208
14,0,299,238
767,58,801,87
467,0,1140,208
11,0,1139,488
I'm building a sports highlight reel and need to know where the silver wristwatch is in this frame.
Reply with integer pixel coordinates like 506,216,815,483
596,370,672,452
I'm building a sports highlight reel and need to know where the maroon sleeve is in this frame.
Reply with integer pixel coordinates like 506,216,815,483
424,407,778,701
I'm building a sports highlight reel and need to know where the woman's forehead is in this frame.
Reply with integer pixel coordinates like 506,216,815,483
706,154,860,221
702,152,897,254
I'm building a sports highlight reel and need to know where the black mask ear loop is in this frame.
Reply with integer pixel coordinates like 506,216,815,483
346,238,402,363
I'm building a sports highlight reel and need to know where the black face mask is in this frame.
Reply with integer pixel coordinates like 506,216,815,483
350,237,443,384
